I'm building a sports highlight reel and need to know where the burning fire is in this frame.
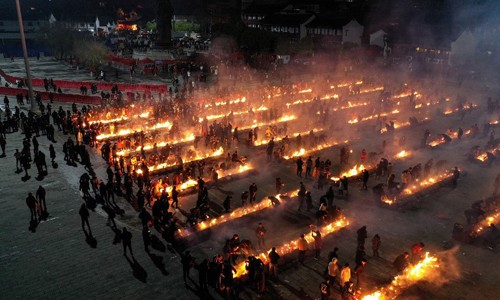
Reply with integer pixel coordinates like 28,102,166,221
216,164,253,178
178,189,300,237
233,217,350,277
475,148,499,162
473,210,500,234
283,143,341,160
330,164,366,182
116,133,196,156
361,252,439,300
148,147,224,173
254,129,324,146
396,150,408,158
96,121,172,140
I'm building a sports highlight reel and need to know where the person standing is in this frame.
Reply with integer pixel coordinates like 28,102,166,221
305,156,313,178
296,157,303,177
36,185,47,218
14,149,22,172
198,258,209,291
361,169,369,190
319,279,331,300
328,257,339,284
312,230,323,259
255,223,267,250
275,177,284,194
452,167,460,188
0,135,6,157
268,247,280,278
26,192,38,222
181,250,195,282
122,227,133,256
339,263,351,288
354,259,367,289
79,203,92,234
357,226,368,248
372,234,381,257
297,234,308,264
171,185,179,208
249,183,258,205
223,195,231,213
298,182,306,211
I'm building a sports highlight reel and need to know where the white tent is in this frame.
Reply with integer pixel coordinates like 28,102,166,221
342,19,363,46
449,30,477,66
48,13,57,24
370,30,387,48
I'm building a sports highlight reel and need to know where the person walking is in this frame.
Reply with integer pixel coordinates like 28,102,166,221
372,234,381,257
268,247,280,278
249,183,258,205
122,227,133,256
36,185,47,218
296,157,303,177
297,234,308,264
142,227,151,252
26,192,38,222
49,144,56,163
79,203,92,234
255,223,267,250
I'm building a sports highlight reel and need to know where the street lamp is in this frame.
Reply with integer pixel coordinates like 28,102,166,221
15,0,35,111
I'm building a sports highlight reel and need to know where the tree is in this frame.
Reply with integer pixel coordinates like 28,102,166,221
72,40,109,70
36,25,81,60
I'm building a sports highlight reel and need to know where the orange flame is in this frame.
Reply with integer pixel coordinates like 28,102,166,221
233,217,349,277
178,189,300,237
361,252,439,300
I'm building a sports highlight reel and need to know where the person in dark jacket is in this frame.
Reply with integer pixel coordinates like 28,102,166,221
79,203,91,234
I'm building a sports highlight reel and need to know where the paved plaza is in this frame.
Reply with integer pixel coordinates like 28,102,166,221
0,58,499,300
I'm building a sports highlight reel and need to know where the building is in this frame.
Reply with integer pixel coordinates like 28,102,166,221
260,11,315,40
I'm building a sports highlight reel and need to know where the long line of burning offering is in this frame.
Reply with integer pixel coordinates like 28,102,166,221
199,105,269,122
360,252,439,300
203,97,246,109
427,130,472,148
238,115,297,131
233,216,350,277
330,150,410,182
154,165,254,196
380,169,455,205
96,120,173,141
178,189,300,237
348,109,400,124
283,142,348,160
472,209,500,235
379,118,430,134
147,147,225,174
443,103,478,115
88,110,152,125
254,128,324,146
474,147,499,163
115,133,196,157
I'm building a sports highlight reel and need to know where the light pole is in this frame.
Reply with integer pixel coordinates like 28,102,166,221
15,0,35,110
